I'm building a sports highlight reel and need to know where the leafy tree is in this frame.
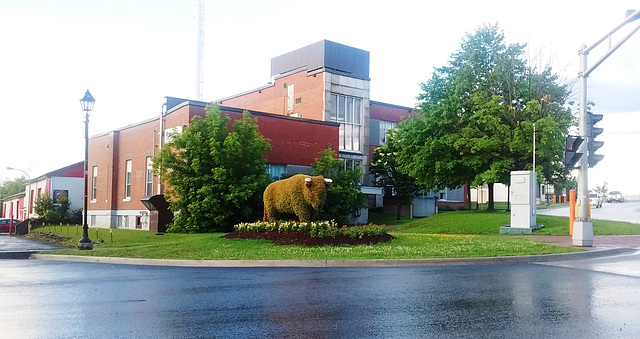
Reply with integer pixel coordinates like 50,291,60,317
594,180,608,196
396,24,572,211
311,148,366,225
154,104,272,233
370,129,423,220
0,176,27,198
33,194,80,224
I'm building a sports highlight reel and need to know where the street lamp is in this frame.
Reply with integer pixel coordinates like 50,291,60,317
6,166,31,231
78,90,95,250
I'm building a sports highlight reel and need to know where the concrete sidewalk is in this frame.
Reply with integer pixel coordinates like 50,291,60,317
3,234,640,267
519,234,640,250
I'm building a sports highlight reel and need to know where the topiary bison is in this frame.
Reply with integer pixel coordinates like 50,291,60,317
263,174,332,222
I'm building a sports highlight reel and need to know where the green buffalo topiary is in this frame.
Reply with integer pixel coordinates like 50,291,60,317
263,174,332,222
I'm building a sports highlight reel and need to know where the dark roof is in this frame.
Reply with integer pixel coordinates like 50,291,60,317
271,40,370,81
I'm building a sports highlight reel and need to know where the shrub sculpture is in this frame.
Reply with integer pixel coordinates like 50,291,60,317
263,174,332,222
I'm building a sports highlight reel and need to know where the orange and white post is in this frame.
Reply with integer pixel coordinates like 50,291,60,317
569,189,576,235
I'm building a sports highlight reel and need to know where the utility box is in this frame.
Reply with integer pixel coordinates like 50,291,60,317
500,171,538,234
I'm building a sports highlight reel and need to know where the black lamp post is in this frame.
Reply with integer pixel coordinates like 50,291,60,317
78,90,95,250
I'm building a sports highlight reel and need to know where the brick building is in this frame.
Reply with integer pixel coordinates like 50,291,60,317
87,40,414,229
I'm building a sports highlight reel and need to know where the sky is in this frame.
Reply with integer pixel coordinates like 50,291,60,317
1,0,639,195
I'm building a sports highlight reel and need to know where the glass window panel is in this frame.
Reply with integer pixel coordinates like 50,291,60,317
338,96,346,122
353,125,360,151
125,160,132,199
347,97,354,123
355,98,362,124
92,166,98,200
330,94,337,121
339,124,345,150
345,124,353,150
145,157,153,196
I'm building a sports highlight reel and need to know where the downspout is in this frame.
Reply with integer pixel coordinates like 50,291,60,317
157,103,167,195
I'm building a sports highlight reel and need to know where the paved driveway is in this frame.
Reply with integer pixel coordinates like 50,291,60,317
0,234,62,258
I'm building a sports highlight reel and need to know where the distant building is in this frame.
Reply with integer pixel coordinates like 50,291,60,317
1,162,83,220
1,192,24,220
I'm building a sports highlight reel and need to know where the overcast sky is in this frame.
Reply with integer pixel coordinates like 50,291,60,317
1,0,639,195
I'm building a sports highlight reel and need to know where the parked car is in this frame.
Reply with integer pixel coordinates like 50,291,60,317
589,193,603,208
0,218,21,233
607,191,624,203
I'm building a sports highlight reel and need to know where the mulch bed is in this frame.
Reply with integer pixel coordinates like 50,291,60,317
222,230,395,246
26,231,71,245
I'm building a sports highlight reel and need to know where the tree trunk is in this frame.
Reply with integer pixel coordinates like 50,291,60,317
487,183,495,211
396,202,402,220
466,183,471,209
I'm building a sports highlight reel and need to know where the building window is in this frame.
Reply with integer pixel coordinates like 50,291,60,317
330,93,362,152
379,120,397,145
145,157,153,196
344,159,361,171
124,159,132,201
268,164,286,180
288,84,295,112
91,166,98,202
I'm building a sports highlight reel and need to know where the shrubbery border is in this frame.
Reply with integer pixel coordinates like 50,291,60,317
234,220,388,239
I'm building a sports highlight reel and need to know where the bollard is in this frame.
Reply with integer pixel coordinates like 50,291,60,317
569,189,576,235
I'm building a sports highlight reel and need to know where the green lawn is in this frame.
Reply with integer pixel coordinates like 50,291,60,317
31,210,639,260
390,210,640,236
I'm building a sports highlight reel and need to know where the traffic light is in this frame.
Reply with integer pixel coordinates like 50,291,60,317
587,113,604,168
563,135,583,170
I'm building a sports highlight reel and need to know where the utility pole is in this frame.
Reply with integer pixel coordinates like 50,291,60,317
574,9,640,246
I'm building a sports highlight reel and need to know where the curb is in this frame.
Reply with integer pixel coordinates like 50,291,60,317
0,251,37,259
29,247,638,268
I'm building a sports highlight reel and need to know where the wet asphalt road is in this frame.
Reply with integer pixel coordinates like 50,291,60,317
538,201,640,225
2,252,640,338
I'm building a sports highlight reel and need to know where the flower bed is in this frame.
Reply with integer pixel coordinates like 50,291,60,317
234,220,388,239
225,221,394,246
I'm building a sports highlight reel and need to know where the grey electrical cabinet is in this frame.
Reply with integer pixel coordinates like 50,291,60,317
510,171,537,228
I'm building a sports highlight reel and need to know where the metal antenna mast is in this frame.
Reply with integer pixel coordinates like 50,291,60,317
195,0,205,101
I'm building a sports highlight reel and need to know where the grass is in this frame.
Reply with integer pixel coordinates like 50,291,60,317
30,210,640,260
390,210,640,236
33,227,576,260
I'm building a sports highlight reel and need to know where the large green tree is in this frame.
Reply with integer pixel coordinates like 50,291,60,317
311,148,367,225
33,194,81,224
0,176,27,198
154,104,272,233
370,129,423,220
396,24,572,210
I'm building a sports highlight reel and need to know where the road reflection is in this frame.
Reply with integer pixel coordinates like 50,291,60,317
1,260,639,338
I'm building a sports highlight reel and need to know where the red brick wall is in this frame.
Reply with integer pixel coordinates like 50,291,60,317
220,107,339,166
219,70,326,121
113,119,157,211
88,132,117,211
87,103,338,214
370,101,413,122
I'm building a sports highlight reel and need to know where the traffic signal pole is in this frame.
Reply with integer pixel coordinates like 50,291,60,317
574,9,640,246
574,45,592,246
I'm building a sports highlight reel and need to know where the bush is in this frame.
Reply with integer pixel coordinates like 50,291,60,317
234,220,388,239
